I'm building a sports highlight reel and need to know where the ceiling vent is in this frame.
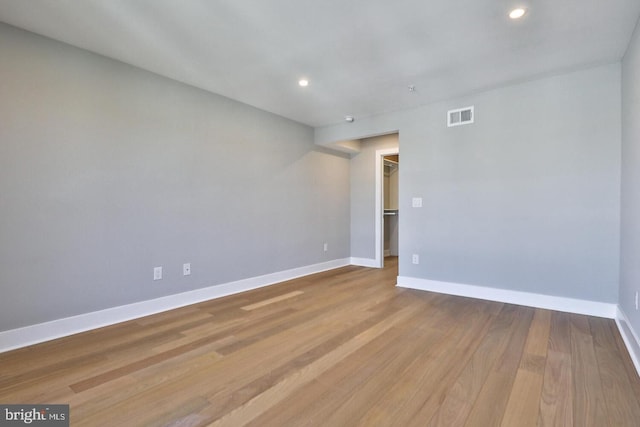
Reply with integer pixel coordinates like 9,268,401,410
447,106,474,127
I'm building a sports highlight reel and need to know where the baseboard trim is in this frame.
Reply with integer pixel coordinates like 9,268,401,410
396,276,617,319
0,258,351,353
615,307,640,377
350,257,378,268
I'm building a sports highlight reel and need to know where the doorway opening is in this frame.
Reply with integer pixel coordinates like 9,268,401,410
383,154,399,261
375,148,399,268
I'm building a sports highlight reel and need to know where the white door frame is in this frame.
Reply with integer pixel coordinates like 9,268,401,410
375,147,399,268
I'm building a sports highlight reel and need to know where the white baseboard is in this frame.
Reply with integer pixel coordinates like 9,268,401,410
350,257,378,268
397,276,640,377
384,250,391,257
615,307,640,377
396,276,617,319
0,258,351,353
8,259,635,379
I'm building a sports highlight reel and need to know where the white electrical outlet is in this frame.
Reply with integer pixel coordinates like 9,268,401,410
183,263,191,276
323,243,328,252
412,197,423,208
412,254,419,264
153,266,162,281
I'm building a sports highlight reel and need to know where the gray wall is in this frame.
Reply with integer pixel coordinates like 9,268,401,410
350,134,398,260
0,23,350,332
621,19,640,329
318,64,621,303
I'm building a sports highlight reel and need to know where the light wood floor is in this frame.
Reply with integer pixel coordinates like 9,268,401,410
2,257,640,426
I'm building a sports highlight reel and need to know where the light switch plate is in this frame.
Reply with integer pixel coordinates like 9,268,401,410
412,197,423,208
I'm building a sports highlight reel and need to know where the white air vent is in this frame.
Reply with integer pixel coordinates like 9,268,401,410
447,106,474,127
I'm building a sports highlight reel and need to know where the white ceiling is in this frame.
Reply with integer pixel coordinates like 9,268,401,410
1,0,639,127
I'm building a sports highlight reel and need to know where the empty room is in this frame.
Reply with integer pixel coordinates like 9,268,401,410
2,1,640,425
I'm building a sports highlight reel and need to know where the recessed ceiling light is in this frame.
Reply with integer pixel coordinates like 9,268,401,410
345,116,355,123
509,7,527,19
298,79,309,87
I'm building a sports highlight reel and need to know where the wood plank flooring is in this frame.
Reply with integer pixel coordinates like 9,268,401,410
1,257,640,426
